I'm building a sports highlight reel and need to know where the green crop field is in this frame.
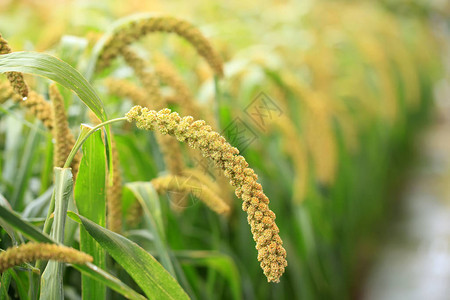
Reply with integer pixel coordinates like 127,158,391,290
0,0,447,299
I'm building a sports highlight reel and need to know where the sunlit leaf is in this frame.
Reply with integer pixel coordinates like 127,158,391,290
0,52,106,121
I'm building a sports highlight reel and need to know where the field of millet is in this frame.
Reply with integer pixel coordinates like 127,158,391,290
0,0,448,299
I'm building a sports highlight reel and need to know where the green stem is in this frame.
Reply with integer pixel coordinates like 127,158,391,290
63,117,127,168
37,117,127,270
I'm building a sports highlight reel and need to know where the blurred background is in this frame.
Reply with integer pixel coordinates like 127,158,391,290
1,0,450,299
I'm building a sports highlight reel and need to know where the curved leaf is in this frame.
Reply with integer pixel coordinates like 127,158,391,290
0,51,114,199
72,213,189,300
0,51,106,121
0,204,142,299
0,204,53,244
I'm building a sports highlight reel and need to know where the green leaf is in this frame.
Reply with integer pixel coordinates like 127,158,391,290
40,167,73,300
74,128,107,300
0,270,12,300
72,213,189,300
0,52,106,121
0,204,144,299
8,270,30,300
0,204,53,244
125,182,176,277
0,193,19,244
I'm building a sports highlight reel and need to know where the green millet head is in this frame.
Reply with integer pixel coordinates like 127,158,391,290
125,105,287,282
95,15,223,76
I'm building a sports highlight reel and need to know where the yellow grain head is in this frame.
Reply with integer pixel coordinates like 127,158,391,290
0,33,29,98
118,48,187,208
152,175,230,215
96,15,223,76
0,243,92,273
126,105,287,282
183,167,221,196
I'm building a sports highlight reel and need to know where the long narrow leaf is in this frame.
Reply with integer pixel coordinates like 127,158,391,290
0,203,143,299
73,263,146,300
0,193,19,244
74,129,107,300
0,271,12,300
0,205,53,244
0,51,114,179
0,52,106,121
72,213,189,300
